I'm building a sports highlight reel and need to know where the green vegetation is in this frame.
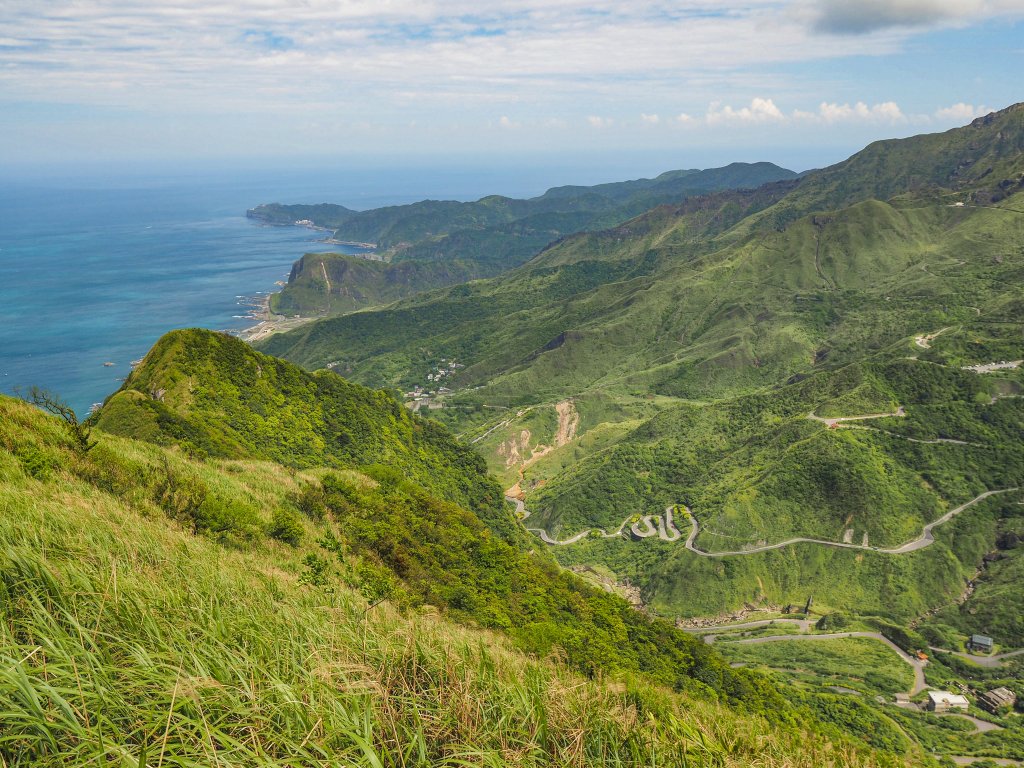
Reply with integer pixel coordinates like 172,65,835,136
0,388,931,765
10,106,1024,766
924,501,1024,645
718,637,914,695
95,328,512,538
255,162,797,317
90,330,798,708
269,251,498,317
257,104,1024,628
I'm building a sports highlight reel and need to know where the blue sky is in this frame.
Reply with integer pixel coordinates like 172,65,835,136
1,1,1022,175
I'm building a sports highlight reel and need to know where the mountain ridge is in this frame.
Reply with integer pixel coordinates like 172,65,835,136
250,161,797,316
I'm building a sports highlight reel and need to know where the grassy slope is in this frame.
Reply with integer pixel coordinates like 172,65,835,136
1,397,933,767
92,330,821,703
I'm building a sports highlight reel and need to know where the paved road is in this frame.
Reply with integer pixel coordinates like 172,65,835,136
512,497,628,545
727,631,927,695
681,489,1016,557
807,406,905,427
948,714,1003,734
682,618,813,635
928,645,1024,669
511,488,1017,554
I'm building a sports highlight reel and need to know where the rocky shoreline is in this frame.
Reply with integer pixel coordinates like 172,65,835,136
236,293,314,344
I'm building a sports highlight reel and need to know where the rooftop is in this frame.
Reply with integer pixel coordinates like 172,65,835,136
927,691,970,707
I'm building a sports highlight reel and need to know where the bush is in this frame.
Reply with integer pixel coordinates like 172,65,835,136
267,508,304,546
817,613,850,631
356,559,396,603
15,446,57,480
299,553,331,587
192,495,261,542
154,460,208,523
873,620,926,653
292,483,329,521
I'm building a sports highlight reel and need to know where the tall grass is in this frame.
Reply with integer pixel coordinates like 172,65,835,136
0,399,923,766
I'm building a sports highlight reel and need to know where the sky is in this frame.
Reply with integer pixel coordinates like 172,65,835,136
1,0,1023,177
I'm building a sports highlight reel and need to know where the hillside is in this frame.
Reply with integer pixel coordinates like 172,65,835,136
257,105,1024,628
268,251,498,317
252,162,797,317
3,395,931,766
94,328,512,537
0,332,937,765
92,329,785,697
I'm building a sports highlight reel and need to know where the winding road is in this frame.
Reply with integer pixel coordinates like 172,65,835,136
511,489,1017,556
928,645,1024,669
510,403,1016,557
681,489,1016,557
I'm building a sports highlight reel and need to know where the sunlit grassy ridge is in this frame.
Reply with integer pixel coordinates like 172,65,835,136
0,396,930,766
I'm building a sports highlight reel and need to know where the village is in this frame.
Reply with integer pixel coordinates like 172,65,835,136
404,358,464,411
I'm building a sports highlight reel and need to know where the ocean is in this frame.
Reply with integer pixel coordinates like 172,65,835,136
0,165,595,415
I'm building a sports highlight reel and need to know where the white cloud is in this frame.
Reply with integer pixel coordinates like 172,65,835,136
706,98,785,124
934,102,991,121
0,0,911,112
0,0,1018,161
816,100,905,123
696,98,908,126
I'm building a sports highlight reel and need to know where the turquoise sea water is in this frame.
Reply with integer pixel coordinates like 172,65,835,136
0,175,393,414
0,163,654,415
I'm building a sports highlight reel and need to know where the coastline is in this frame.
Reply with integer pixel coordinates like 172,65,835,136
247,212,378,250
235,220,377,344
236,293,314,344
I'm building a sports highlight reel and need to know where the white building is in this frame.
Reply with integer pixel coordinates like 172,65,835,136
926,691,970,712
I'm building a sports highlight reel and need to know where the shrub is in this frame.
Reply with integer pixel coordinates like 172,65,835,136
25,387,95,454
292,483,328,521
154,459,208,523
15,446,56,480
356,559,396,603
193,495,260,542
267,507,304,546
299,553,331,587
817,613,850,631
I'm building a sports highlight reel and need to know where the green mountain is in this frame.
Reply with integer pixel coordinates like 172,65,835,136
257,103,1024,630
92,329,779,696
268,250,499,317
250,162,797,316
0,329,929,765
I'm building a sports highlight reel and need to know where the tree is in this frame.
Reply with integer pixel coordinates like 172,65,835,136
25,387,96,454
